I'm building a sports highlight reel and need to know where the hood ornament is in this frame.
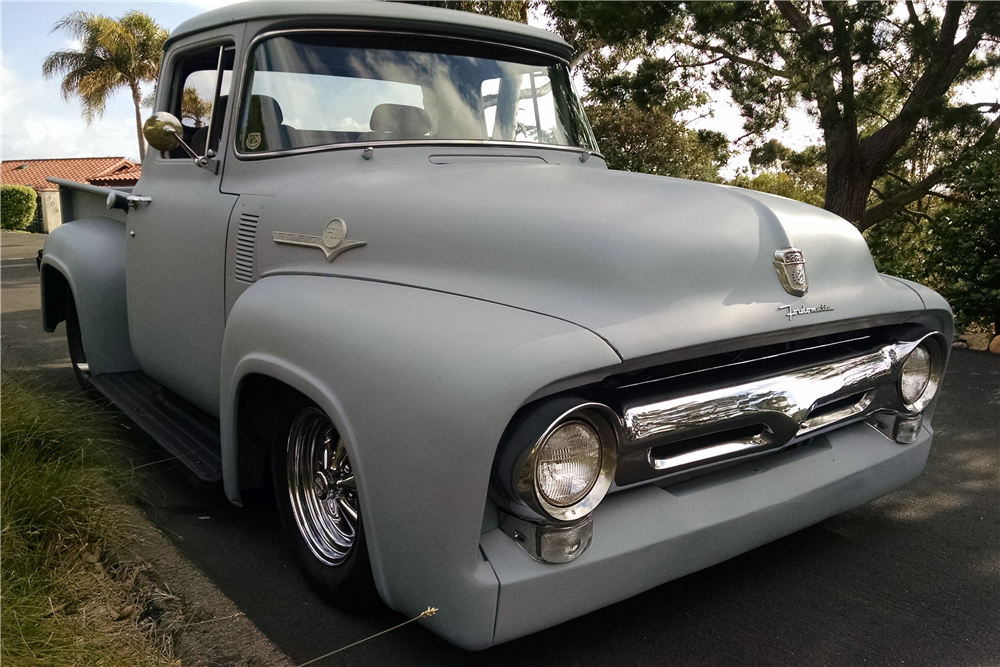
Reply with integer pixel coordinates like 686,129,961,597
773,247,808,296
273,219,366,262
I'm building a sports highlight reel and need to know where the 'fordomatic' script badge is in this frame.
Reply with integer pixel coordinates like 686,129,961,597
773,247,808,296
273,219,367,262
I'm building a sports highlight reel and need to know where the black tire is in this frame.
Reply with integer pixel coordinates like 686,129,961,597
64,290,93,391
272,391,380,611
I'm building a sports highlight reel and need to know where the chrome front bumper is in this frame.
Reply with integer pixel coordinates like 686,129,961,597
614,331,946,488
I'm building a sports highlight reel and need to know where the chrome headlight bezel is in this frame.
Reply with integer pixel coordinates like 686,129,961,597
521,406,618,522
493,399,618,525
897,333,946,413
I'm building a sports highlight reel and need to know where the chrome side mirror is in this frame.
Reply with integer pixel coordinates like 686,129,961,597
142,112,184,152
142,112,216,171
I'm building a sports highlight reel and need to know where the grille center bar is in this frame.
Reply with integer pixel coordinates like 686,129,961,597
614,338,928,486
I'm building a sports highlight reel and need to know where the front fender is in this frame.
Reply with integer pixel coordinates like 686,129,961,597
220,275,621,649
40,217,138,375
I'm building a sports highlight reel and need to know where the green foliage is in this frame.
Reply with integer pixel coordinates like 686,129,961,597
733,140,827,206
43,10,168,159
864,216,936,282
546,1,1000,228
867,146,1000,329
1,184,38,231
732,171,824,208
548,3,726,180
406,1,536,24
0,375,169,666
589,103,728,181
926,147,1000,329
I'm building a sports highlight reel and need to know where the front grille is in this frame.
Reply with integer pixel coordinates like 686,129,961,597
604,325,934,490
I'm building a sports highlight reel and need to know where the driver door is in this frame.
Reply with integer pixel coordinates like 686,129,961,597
126,38,239,417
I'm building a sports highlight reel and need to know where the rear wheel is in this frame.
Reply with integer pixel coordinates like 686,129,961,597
272,394,379,610
64,291,92,391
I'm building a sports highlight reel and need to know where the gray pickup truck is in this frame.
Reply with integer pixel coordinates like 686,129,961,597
40,1,953,650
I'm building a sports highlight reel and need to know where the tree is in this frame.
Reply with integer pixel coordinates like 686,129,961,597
406,1,536,23
556,5,733,180
732,140,826,206
181,88,213,128
547,1,1000,232
589,102,730,180
42,11,168,161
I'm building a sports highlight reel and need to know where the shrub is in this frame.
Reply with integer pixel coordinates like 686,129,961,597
1,184,39,231
926,146,1000,333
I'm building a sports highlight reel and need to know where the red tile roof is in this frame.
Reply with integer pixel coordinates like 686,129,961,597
89,164,144,186
1,157,141,191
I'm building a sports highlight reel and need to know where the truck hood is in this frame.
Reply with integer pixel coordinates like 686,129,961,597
254,160,924,361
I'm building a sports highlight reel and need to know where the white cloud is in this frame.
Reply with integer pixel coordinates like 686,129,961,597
1,55,147,162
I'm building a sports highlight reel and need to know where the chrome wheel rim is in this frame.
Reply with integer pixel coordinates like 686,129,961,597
286,408,358,566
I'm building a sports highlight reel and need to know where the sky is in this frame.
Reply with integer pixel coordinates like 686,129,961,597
1,1,241,163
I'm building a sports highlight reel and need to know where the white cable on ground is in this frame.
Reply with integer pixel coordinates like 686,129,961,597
297,607,439,667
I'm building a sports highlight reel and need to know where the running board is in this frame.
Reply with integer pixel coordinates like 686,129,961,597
88,371,223,483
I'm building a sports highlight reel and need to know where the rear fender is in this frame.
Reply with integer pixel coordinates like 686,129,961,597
220,275,620,649
40,218,138,375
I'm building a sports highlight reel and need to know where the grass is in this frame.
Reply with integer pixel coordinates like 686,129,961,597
0,374,176,666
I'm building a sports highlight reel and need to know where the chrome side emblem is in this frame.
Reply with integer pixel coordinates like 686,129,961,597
273,219,367,262
246,132,261,150
773,248,808,296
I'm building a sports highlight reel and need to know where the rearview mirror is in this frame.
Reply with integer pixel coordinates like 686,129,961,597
142,112,183,152
142,112,216,172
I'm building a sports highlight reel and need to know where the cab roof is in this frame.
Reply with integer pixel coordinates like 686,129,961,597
167,1,574,60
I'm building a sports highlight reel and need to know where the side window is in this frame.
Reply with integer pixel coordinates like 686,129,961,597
165,45,235,159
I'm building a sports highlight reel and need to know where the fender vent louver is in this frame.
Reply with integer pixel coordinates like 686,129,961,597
235,213,259,283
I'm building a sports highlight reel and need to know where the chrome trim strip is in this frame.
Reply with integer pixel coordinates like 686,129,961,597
798,389,876,435
231,28,598,162
651,435,770,471
236,139,605,162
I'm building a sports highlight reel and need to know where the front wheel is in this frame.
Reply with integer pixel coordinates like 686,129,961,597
273,396,380,610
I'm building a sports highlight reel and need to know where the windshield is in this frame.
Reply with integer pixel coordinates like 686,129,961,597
237,33,597,154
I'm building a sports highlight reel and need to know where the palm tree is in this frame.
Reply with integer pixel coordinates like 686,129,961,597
182,87,213,128
42,11,168,161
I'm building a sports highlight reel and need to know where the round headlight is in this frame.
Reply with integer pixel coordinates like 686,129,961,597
900,345,931,404
536,420,602,507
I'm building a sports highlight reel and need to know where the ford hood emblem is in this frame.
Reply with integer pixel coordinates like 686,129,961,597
773,247,808,296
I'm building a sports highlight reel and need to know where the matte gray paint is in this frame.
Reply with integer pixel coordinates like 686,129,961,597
482,421,932,644
245,150,926,361
126,159,238,416
220,276,622,649
168,1,574,59
40,217,139,376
